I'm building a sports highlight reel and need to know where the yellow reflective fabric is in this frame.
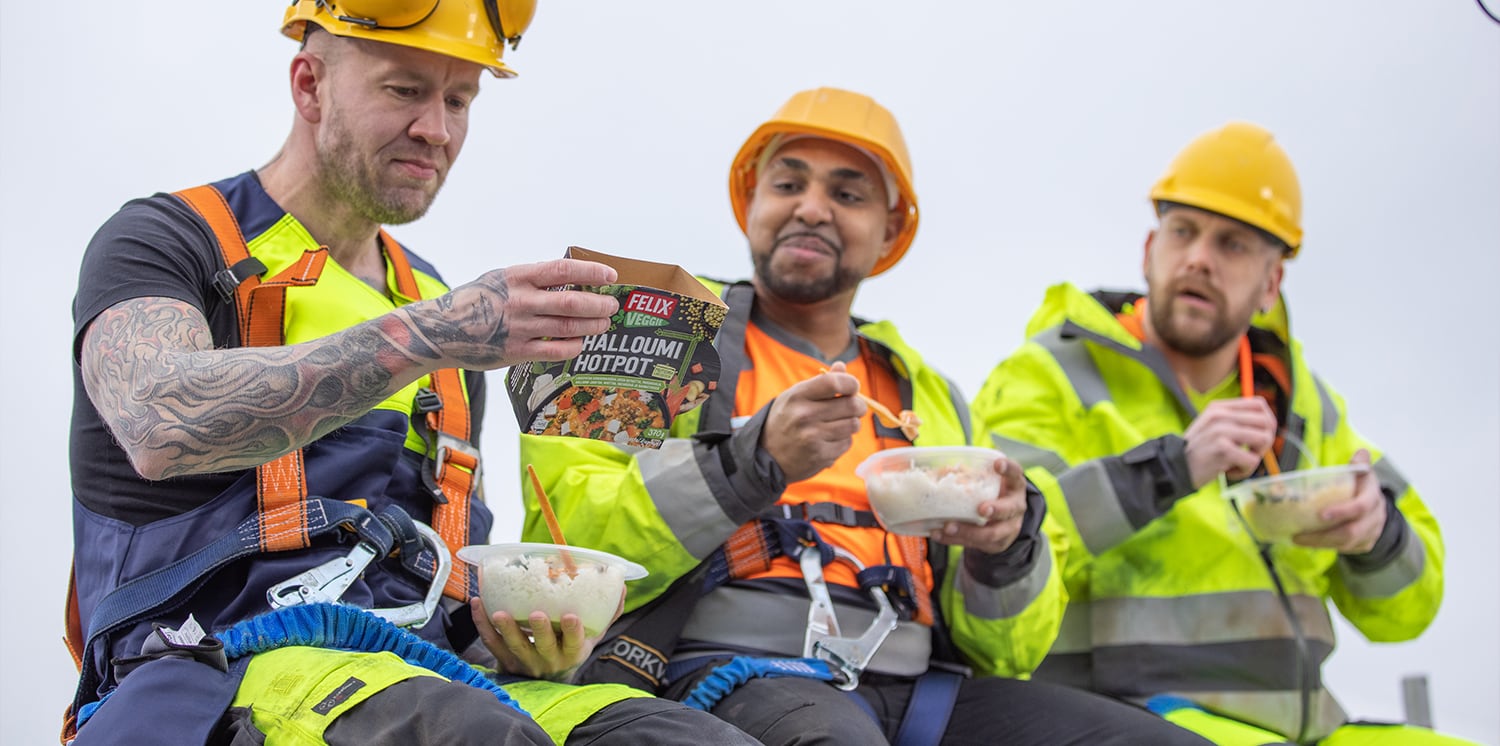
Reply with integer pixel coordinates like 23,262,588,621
231,647,444,744
501,679,651,744
1160,705,1291,746
246,213,462,456
1319,722,1482,746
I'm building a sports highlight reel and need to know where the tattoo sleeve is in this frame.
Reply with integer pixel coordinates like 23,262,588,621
81,296,450,479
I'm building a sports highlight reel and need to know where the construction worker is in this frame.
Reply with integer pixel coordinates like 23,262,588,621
518,87,1212,744
971,122,1473,745
65,2,761,744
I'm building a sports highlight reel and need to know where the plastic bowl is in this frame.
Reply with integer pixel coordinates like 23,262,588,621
855,446,1003,536
456,542,647,637
1222,464,1367,544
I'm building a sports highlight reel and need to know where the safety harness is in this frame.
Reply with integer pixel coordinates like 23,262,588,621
62,184,489,742
574,281,967,745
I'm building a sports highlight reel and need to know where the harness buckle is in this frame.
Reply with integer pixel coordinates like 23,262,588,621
266,540,380,609
413,386,443,416
426,432,482,504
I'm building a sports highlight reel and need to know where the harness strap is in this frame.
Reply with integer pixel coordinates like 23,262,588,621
710,516,931,623
176,184,329,552
67,498,404,738
764,501,881,528
382,227,478,601
892,669,964,746
178,188,477,596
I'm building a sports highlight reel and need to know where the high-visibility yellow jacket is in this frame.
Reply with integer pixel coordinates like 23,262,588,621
971,282,1444,742
521,279,1065,679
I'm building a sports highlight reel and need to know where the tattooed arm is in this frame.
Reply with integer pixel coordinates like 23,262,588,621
80,259,618,480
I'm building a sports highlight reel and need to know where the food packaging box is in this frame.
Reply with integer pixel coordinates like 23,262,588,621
506,247,727,449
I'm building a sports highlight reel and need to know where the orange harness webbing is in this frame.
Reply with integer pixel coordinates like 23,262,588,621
1118,299,1290,464
177,189,479,598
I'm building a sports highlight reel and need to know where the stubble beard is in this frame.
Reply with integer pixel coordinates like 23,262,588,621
1148,289,1254,357
318,115,441,226
753,247,862,305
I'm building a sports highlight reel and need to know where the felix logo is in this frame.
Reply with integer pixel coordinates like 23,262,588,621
623,290,677,320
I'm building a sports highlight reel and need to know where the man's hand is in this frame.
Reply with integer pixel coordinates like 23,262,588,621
470,594,622,683
761,362,865,483
930,456,1028,554
1293,449,1387,554
410,258,621,371
1183,398,1278,487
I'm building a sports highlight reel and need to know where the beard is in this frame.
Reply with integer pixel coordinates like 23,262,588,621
1148,285,1255,357
317,115,442,226
753,243,864,304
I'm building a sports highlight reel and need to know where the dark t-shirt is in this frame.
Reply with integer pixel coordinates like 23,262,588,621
70,171,484,525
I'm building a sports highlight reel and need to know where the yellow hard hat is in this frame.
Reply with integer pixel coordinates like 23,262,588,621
729,88,919,276
1149,121,1303,256
282,0,537,78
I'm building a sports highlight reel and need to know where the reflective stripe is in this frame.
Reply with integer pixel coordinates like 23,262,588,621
1091,638,1334,698
1050,602,1091,654
1088,592,1334,648
958,533,1053,620
1047,321,1197,416
680,585,932,676
1338,528,1426,598
696,282,755,435
1373,456,1411,499
942,374,972,446
1177,687,1346,743
1034,326,1112,409
1312,375,1339,435
989,433,1070,476
638,440,739,558
1057,461,1135,555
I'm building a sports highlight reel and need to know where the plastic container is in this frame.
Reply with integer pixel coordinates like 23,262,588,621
855,446,1003,536
456,542,647,637
1222,464,1367,544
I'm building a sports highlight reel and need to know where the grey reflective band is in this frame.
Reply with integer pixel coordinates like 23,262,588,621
1056,461,1135,555
957,533,1053,620
1339,528,1427,598
1086,592,1335,648
1033,326,1112,410
1373,456,1411,500
1049,603,1091,654
1090,638,1334,694
697,282,754,435
990,433,1070,476
680,585,933,676
639,440,741,558
1048,321,1197,416
944,375,973,446
1312,375,1340,435
1167,687,1346,743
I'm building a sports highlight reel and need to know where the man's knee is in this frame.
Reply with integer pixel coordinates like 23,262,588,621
325,676,551,746
567,696,762,745
709,677,885,745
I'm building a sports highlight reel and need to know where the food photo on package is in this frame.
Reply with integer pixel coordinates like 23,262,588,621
507,247,727,449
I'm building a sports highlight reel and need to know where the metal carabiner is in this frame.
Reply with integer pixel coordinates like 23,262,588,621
368,520,450,629
266,540,381,609
799,545,901,691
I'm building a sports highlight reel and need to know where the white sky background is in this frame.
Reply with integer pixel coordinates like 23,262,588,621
2,2,1496,743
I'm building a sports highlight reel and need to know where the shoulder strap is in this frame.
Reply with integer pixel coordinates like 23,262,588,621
175,185,328,551
382,229,478,601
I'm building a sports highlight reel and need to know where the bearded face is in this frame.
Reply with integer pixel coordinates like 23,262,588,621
1143,206,1284,358
744,138,899,305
